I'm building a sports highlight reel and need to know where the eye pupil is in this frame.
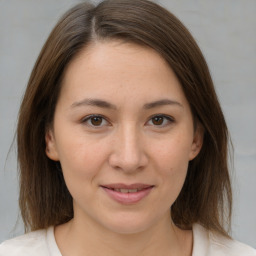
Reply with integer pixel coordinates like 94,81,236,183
152,116,164,125
91,116,103,126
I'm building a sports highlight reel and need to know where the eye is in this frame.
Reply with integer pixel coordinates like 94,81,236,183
82,115,109,127
147,115,174,127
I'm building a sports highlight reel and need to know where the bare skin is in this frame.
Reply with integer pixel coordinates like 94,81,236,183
46,41,202,256
55,217,193,256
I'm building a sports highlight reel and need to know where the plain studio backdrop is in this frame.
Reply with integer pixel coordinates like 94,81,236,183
0,0,255,248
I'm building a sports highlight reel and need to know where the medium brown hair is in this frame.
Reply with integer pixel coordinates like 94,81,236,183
17,0,232,236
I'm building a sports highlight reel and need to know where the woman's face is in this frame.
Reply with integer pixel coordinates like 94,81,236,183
46,41,203,234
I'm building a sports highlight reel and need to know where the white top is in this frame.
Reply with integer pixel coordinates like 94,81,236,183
0,224,255,255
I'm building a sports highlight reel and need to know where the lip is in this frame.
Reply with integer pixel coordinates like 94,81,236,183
101,183,153,190
101,183,154,205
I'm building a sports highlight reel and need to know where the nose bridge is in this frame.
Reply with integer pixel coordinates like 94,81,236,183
109,122,147,172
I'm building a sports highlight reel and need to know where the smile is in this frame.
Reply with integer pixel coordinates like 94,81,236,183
109,188,144,193
101,183,154,204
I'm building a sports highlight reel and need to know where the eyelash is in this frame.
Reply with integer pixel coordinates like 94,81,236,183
147,114,174,127
81,114,174,128
81,114,110,128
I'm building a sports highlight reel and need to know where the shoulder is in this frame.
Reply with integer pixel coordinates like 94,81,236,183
0,228,50,256
193,223,256,256
209,233,256,256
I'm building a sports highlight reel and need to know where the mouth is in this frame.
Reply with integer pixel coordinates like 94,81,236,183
106,188,145,193
100,183,154,204
101,183,154,192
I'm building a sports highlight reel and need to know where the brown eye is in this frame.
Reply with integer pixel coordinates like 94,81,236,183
82,115,108,127
81,115,111,131
147,115,174,127
90,116,103,126
152,116,164,125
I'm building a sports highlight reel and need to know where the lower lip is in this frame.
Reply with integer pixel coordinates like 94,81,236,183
101,187,153,204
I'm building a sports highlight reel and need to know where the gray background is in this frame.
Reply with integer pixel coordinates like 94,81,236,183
0,0,255,248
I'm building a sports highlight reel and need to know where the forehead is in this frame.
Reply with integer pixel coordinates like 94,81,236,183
64,40,170,77
59,41,188,107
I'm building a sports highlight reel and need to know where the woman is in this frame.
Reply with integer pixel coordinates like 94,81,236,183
0,0,255,255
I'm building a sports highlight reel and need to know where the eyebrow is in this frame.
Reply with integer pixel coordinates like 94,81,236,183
143,99,183,109
71,98,183,110
71,98,117,110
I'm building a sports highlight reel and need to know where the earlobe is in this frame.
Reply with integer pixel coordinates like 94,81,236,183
45,129,59,161
189,123,204,160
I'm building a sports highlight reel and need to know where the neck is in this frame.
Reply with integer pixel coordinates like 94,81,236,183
55,212,192,256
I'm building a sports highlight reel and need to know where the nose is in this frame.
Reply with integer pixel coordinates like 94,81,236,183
108,124,148,173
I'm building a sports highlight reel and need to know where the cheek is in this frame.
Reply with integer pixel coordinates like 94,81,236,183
152,133,192,171
56,136,110,189
151,134,191,196
57,140,110,205
158,155,189,209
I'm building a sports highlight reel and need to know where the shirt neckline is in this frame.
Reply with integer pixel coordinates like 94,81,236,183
46,223,209,256
192,223,209,256
46,226,62,256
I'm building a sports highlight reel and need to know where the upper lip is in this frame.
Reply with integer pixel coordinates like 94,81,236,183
101,183,154,189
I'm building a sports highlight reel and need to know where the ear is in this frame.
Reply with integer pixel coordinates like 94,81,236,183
189,122,204,161
45,128,59,161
